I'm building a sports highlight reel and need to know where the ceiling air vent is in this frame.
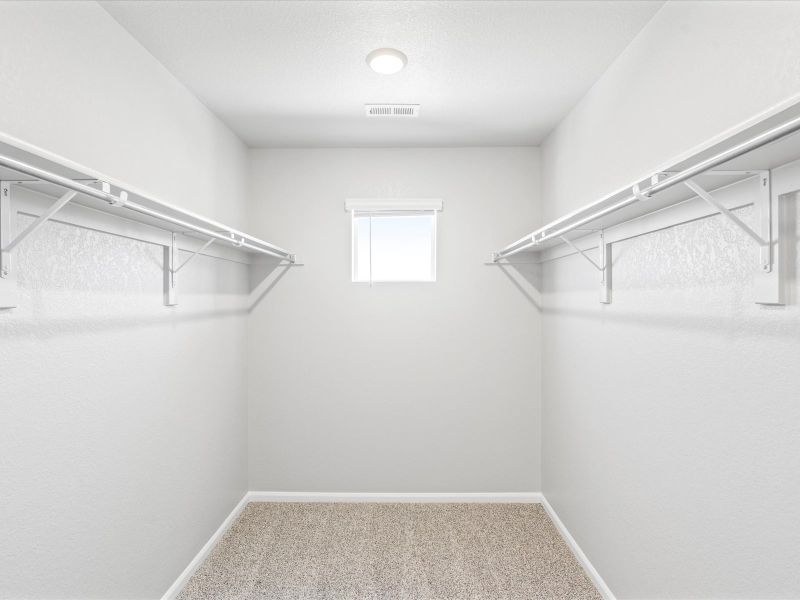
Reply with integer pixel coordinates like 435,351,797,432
365,104,420,118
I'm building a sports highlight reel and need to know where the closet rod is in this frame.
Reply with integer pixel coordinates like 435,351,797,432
494,112,800,260
0,153,294,261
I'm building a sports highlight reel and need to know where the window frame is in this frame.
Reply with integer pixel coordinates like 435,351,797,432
345,199,443,284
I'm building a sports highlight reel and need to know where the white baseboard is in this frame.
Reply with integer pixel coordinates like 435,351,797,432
246,491,543,503
163,491,614,600
160,492,249,600
539,496,616,600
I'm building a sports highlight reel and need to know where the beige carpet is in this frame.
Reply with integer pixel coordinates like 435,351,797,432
177,502,602,600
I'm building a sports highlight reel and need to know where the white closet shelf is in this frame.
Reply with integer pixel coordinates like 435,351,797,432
0,134,296,309
0,137,294,262
492,103,800,305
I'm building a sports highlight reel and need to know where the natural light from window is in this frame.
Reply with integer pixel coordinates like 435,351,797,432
352,213,437,283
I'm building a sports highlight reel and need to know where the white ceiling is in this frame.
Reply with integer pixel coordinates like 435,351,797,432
101,1,663,148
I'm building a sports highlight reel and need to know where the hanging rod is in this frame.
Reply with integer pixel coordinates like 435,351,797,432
0,153,294,262
493,112,800,260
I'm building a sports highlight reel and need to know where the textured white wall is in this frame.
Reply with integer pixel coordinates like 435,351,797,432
540,1,800,598
0,2,250,598
543,187,800,599
247,147,541,493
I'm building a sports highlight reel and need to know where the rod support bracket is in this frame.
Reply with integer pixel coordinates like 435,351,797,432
112,190,127,208
632,182,651,202
631,174,662,201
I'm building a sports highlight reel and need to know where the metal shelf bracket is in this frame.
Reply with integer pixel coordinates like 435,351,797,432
560,235,603,271
173,238,215,274
685,171,783,305
1,181,82,308
166,235,226,306
3,189,77,253
0,181,17,308
164,233,178,306
560,231,612,304
754,171,784,305
599,231,612,305
684,177,769,248
164,236,218,306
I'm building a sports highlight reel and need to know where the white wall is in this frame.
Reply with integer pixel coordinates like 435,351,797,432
540,1,800,598
0,2,250,598
541,0,800,221
247,147,541,493
0,0,248,229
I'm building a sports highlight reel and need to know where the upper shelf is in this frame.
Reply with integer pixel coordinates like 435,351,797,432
494,101,800,258
0,133,294,261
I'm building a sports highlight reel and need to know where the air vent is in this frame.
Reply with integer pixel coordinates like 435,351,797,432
365,104,420,118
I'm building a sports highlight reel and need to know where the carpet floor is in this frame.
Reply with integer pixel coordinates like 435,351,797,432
177,502,602,600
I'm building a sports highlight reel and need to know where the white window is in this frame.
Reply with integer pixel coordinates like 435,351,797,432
346,199,442,283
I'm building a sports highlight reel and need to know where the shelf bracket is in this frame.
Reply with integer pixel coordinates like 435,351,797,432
165,236,217,306
560,235,603,271
173,238,214,274
599,231,612,305
0,181,17,308
684,178,769,248
560,231,612,304
754,171,784,305
686,172,783,305
2,190,77,253
0,183,79,308
164,233,178,306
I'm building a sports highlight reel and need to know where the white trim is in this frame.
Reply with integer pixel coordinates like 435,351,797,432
246,491,542,503
162,491,615,600
344,198,443,212
160,493,249,600
540,496,616,600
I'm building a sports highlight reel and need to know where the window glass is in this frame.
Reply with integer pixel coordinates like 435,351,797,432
352,213,436,283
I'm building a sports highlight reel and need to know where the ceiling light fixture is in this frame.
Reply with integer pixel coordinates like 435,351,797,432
366,48,407,75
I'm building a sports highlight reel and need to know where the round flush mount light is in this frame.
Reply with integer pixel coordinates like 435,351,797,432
366,48,407,75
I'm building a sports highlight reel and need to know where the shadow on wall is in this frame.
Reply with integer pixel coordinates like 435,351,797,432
489,255,543,310
1,261,295,338
1,251,295,338
248,257,293,311
0,215,301,337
